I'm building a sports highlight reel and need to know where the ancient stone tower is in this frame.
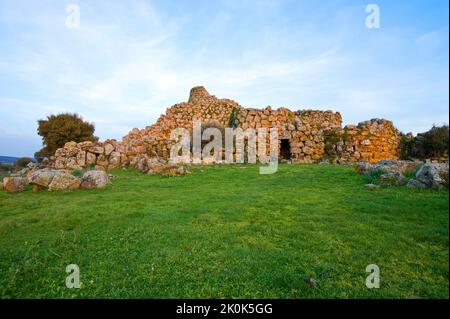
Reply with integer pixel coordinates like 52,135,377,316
51,86,401,170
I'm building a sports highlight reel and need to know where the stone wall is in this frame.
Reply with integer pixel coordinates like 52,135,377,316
324,119,400,163
52,140,125,171
51,86,401,169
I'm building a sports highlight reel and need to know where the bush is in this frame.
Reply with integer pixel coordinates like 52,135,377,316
15,157,34,168
364,168,386,184
398,133,414,160
35,113,98,158
228,108,239,128
0,163,13,177
399,125,449,160
71,169,84,178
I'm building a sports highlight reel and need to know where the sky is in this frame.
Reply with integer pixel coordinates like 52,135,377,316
0,0,448,157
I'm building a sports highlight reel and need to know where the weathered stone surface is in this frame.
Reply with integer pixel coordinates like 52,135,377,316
48,87,402,169
356,160,419,185
77,151,86,167
66,157,82,170
29,169,61,187
80,170,110,189
64,141,78,148
48,173,81,191
104,143,115,156
55,157,67,169
108,151,121,169
406,179,426,189
88,146,104,155
416,163,449,189
96,154,109,167
78,141,94,150
86,152,97,166
364,183,380,189
2,177,27,192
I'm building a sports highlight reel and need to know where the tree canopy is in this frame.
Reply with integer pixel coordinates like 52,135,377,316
35,113,98,159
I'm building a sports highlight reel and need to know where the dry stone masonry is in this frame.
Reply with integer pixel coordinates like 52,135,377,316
50,86,401,169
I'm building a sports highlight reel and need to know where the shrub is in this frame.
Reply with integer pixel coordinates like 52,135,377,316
0,163,13,177
71,169,84,178
398,133,414,160
14,157,34,168
35,113,98,158
228,108,239,128
400,125,449,160
364,168,386,184
402,164,421,180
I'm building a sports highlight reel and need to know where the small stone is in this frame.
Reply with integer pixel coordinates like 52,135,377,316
406,179,426,189
304,278,317,288
364,183,380,189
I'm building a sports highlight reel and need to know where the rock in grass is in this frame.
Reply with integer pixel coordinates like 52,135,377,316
29,169,62,188
2,177,27,192
364,183,380,189
80,170,110,189
48,174,81,191
304,278,317,288
406,179,426,189
416,163,449,189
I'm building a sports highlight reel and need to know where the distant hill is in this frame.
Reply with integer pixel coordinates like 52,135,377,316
0,156,19,165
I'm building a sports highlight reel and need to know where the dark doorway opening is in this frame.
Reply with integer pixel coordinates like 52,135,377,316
280,139,291,160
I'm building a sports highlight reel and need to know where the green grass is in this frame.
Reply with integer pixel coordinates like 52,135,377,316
0,164,448,298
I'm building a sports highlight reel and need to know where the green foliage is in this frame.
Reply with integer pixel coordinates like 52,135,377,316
0,163,13,171
14,157,34,168
398,134,414,160
364,168,386,184
0,163,12,179
0,164,447,298
324,129,342,144
35,113,98,158
399,125,449,160
228,108,240,128
70,169,84,178
402,164,421,180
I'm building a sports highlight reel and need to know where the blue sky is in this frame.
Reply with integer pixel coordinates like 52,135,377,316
0,0,448,157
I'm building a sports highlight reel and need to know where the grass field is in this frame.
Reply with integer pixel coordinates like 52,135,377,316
0,164,448,298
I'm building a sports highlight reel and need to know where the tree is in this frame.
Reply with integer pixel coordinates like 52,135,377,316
398,125,449,160
35,113,98,158
15,157,34,168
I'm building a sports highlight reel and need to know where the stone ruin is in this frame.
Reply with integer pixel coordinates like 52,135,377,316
50,86,401,170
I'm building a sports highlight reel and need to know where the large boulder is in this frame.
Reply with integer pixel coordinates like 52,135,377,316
406,179,426,189
104,143,115,156
80,170,110,189
48,173,81,191
2,177,27,192
108,151,121,169
356,160,421,185
29,169,62,188
416,163,449,189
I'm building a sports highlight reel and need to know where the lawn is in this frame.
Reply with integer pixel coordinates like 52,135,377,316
0,164,448,298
